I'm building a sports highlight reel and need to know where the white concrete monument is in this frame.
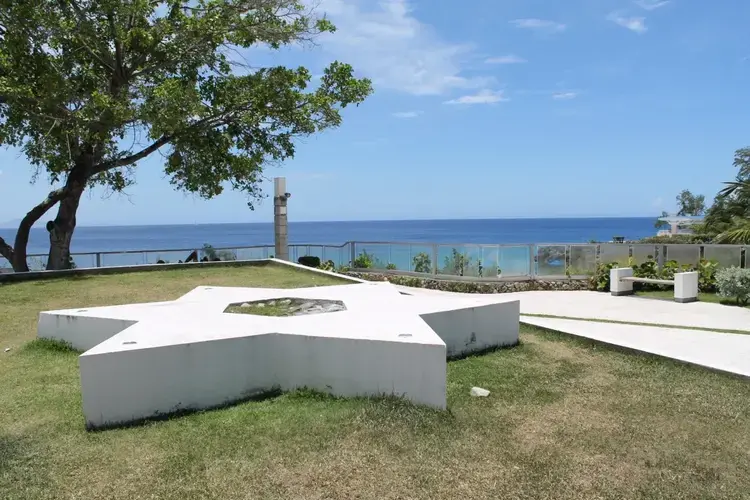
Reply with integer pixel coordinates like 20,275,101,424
38,281,519,429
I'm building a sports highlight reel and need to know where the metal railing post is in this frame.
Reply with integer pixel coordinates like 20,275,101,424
529,244,536,278
95,252,101,268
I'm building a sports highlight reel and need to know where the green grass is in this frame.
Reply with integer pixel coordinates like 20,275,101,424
224,302,292,317
2,265,750,499
637,289,750,308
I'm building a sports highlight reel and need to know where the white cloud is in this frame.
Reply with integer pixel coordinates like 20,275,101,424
444,89,508,105
485,55,527,64
392,110,423,118
552,92,578,100
608,13,648,34
312,0,492,95
510,19,566,34
635,0,670,11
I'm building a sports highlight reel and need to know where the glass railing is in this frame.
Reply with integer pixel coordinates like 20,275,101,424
2,242,747,277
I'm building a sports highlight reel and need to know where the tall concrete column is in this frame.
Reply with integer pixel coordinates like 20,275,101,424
273,177,290,261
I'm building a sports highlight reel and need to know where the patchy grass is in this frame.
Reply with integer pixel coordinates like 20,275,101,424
637,289,750,309
224,302,291,317
1,267,750,499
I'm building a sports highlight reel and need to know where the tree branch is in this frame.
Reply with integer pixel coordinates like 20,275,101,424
0,236,13,263
92,135,172,174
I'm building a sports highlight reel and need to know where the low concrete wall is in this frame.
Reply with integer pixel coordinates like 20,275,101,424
0,258,274,284
344,272,591,293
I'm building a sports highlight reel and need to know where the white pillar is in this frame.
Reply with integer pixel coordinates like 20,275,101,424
674,272,699,303
610,267,634,296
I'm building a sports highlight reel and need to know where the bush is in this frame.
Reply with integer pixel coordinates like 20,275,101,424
592,257,719,293
716,267,750,306
317,259,335,271
352,250,374,269
412,252,432,273
386,263,397,270
298,255,321,268
635,234,711,244
590,262,619,291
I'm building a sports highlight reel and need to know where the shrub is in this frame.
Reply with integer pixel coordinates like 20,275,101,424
696,259,719,293
590,262,618,291
201,243,235,261
412,252,432,274
716,267,750,306
386,263,397,270
317,260,335,271
352,250,374,269
298,255,321,268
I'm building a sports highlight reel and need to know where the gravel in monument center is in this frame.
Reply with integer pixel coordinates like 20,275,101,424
225,298,347,317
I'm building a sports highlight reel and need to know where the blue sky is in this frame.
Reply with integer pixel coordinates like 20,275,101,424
1,0,749,227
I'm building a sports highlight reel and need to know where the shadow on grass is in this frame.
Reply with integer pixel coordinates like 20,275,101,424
88,387,286,432
22,338,78,354
447,340,521,361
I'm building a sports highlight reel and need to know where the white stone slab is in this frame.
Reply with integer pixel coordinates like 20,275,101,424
38,282,519,429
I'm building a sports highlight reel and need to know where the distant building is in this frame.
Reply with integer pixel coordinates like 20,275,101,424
656,215,704,237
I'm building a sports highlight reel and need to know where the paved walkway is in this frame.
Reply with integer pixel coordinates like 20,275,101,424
396,288,750,332
395,286,750,378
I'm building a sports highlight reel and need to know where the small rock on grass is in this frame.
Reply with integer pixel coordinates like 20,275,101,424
470,387,490,397
4,347,11,353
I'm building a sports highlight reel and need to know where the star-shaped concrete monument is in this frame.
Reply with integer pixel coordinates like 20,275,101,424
38,281,519,429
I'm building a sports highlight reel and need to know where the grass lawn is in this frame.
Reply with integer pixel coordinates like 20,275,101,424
637,289,749,308
2,265,750,499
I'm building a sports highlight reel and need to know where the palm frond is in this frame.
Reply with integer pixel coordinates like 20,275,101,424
714,217,750,243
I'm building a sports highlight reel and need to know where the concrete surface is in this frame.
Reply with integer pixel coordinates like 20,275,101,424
38,282,519,429
521,316,750,378
394,287,750,332
395,285,750,378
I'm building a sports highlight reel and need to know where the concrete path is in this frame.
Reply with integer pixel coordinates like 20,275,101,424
395,286,750,378
396,288,750,332
521,316,750,378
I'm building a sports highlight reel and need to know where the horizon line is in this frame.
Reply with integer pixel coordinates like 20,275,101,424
0,215,661,230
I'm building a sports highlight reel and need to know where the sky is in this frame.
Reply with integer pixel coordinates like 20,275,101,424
1,0,749,227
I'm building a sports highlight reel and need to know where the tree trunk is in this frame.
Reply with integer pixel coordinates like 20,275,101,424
46,184,84,271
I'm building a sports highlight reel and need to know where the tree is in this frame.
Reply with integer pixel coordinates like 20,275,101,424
0,1,372,271
654,210,670,229
696,148,750,241
675,189,706,216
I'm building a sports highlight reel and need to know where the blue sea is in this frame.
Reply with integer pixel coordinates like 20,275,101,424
1,217,656,255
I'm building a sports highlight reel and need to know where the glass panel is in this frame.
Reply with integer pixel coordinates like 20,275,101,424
568,245,597,276
480,246,501,278
236,246,272,261
316,245,342,268
536,245,566,277
599,244,630,266
437,245,479,276
665,245,700,267
703,245,742,269
351,243,389,270
70,253,97,269
0,256,10,273
409,244,434,274
498,245,531,277
631,245,657,264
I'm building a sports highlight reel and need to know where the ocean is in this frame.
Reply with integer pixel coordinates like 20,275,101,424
1,217,656,255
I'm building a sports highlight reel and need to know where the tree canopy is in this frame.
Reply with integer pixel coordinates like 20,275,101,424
0,0,372,271
675,189,705,216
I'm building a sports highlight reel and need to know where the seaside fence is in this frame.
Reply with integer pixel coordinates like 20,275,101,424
1,242,746,280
